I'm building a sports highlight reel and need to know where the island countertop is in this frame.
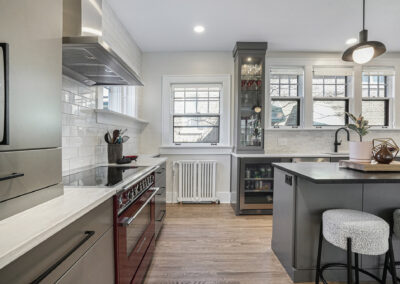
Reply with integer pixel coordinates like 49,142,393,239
272,162,400,184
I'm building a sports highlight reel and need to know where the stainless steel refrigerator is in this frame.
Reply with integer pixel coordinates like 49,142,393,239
0,0,63,220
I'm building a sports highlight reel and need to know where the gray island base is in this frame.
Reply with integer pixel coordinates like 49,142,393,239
271,162,400,283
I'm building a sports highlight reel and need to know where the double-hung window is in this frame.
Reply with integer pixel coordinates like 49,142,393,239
172,84,221,144
269,67,303,127
361,67,394,127
312,67,352,126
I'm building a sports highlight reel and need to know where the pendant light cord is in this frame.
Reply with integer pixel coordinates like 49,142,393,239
363,0,365,30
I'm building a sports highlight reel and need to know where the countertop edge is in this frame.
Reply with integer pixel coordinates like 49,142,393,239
0,157,167,270
0,189,115,270
272,163,400,184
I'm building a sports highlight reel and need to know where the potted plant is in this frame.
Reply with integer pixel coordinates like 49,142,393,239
346,112,372,162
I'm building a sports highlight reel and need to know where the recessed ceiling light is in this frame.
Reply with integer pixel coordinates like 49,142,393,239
346,38,358,45
247,57,252,62
193,25,205,33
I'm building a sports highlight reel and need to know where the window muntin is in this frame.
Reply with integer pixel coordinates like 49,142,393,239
362,75,387,98
270,74,298,97
361,74,390,126
269,69,303,127
312,75,349,126
172,85,221,144
312,76,347,97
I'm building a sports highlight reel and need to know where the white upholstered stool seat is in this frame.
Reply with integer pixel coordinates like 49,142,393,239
323,209,390,255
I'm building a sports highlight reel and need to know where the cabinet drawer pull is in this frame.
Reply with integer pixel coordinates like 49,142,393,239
30,231,95,284
156,210,166,222
0,172,24,182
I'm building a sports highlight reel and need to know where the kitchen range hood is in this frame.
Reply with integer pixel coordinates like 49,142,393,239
62,0,143,86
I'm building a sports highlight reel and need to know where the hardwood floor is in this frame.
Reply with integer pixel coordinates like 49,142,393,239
144,204,367,284
144,204,289,284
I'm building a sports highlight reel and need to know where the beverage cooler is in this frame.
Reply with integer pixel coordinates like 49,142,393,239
231,157,291,215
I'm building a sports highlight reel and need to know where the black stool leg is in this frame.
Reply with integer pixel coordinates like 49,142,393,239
354,253,360,284
383,251,389,284
315,222,323,284
389,235,398,284
347,238,353,284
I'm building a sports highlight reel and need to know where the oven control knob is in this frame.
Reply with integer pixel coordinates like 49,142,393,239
128,191,134,200
118,195,123,207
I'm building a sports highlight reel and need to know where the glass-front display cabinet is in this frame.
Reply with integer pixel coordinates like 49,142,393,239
233,42,268,153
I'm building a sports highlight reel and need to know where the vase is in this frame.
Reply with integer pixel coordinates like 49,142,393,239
373,144,394,164
349,141,373,162
108,143,123,163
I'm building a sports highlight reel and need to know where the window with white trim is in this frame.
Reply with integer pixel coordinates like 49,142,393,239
361,67,394,127
161,75,230,147
101,86,137,117
312,67,352,126
269,67,304,127
172,84,221,143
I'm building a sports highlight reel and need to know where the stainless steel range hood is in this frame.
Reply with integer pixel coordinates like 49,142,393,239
62,0,143,86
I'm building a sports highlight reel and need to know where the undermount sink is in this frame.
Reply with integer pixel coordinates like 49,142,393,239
324,152,349,156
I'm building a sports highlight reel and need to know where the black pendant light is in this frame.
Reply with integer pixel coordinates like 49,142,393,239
342,0,386,64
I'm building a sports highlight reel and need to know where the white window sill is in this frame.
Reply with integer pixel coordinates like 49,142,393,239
160,145,233,155
95,109,149,129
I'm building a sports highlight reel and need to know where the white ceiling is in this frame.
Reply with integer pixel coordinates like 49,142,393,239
107,0,400,53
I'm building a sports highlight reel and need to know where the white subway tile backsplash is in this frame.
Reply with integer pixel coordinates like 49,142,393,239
61,77,141,173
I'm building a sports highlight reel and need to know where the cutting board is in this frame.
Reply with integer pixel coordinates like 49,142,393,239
339,160,400,172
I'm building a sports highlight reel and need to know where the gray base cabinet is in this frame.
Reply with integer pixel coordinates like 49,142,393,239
56,228,114,284
271,168,400,282
0,199,114,284
155,162,166,239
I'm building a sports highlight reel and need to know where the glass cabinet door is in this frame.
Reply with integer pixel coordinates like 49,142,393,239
239,56,264,149
240,159,275,210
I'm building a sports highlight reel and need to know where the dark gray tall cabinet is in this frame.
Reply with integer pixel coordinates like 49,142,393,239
233,42,268,154
231,42,271,215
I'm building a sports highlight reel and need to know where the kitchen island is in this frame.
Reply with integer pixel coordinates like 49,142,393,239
271,162,400,282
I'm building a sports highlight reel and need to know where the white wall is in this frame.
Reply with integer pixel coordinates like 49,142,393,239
139,52,233,202
62,76,142,175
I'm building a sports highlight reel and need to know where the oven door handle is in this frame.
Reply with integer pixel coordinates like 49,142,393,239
120,187,160,227
122,166,160,190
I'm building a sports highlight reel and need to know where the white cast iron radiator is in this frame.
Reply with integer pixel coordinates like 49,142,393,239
175,160,218,203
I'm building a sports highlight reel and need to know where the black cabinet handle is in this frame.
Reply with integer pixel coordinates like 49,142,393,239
156,210,166,222
285,175,293,186
30,231,95,284
0,172,24,182
156,187,166,195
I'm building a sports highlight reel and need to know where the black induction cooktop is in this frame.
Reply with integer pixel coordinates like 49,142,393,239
63,166,146,187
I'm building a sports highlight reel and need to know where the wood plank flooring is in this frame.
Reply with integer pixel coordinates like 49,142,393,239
144,204,368,284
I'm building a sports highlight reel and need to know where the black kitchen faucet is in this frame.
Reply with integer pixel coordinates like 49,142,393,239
334,127,350,153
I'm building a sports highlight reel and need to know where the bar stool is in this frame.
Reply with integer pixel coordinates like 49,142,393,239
382,209,400,282
315,209,398,284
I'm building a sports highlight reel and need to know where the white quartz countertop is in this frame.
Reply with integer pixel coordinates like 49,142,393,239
0,155,166,270
231,153,349,158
